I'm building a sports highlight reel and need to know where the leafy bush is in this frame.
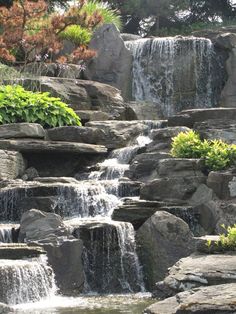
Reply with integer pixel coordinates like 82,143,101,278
171,130,236,171
0,85,81,128
59,25,92,46
171,130,209,159
218,224,236,250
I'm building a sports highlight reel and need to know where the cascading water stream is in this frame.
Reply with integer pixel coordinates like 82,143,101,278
126,37,218,117
64,127,158,294
0,255,56,305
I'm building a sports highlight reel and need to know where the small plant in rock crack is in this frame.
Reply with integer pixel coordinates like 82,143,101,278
0,85,81,128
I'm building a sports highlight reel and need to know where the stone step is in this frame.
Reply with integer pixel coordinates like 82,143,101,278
168,107,236,128
0,243,45,259
0,139,107,154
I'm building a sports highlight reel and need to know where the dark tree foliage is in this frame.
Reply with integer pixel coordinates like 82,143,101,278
188,0,235,23
106,0,236,35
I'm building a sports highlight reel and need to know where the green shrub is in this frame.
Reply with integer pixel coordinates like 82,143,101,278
82,0,122,30
171,130,208,159
219,224,236,250
171,130,236,171
59,25,92,46
0,85,81,128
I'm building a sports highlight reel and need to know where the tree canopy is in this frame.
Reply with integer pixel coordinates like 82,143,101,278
106,0,236,35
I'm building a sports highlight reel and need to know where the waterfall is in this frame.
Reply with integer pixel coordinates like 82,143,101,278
0,256,56,305
0,224,19,243
72,219,145,293
126,37,216,117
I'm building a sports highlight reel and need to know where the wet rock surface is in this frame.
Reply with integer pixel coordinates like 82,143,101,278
136,211,194,291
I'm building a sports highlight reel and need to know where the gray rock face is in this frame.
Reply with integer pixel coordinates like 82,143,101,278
157,158,204,178
126,101,162,120
0,139,107,154
47,126,106,144
0,123,45,139
19,209,70,242
194,119,236,143
155,253,236,298
18,209,85,293
75,110,112,124
43,238,84,293
128,152,171,181
168,108,236,128
145,283,236,314
0,150,25,180
85,24,133,99
147,127,190,152
217,33,236,108
140,176,206,203
20,77,126,120
136,211,194,291
207,170,236,199
86,120,152,149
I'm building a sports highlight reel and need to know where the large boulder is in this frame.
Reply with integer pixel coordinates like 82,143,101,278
18,77,127,120
157,158,205,178
18,209,84,293
136,211,194,291
145,283,236,314
140,176,206,203
19,209,70,242
85,24,133,99
0,150,25,180
43,238,84,294
155,253,236,298
0,123,45,139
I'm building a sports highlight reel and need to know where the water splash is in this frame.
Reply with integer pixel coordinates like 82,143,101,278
126,37,216,117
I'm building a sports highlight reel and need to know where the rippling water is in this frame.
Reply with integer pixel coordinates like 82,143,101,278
14,294,154,314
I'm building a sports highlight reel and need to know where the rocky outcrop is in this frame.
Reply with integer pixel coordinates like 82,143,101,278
0,150,25,180
136,211,194,291
145,283,236,314
0,123,45,139
85,24,133,99
155,253,236,298
19,77,127,120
